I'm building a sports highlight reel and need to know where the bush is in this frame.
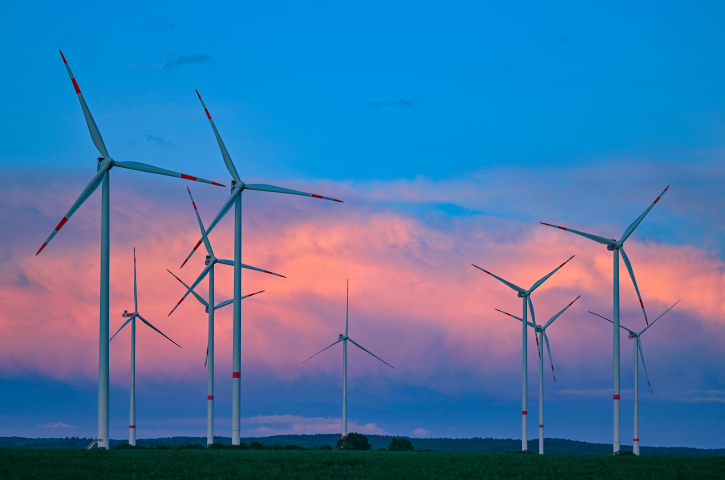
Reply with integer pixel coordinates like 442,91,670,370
615,450,636,456
116,444,145,450
388,438,414,452
249,442,264,450
208,442,227,450
336,433,371,451
314,445,332,451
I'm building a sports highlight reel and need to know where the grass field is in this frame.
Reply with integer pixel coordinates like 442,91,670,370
0,449,723,479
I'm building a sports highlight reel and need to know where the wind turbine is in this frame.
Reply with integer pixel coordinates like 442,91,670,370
496,295,581,454
36,51,224,449
471,255,575,451
589,299,680,455
111,248,181,446
166,186,271,446
179,90,343,445
302,281,393,438
540,186,669,452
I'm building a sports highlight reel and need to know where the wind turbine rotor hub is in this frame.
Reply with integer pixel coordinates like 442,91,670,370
96,157,112,172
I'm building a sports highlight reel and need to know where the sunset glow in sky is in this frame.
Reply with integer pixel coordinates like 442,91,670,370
1,1,724,448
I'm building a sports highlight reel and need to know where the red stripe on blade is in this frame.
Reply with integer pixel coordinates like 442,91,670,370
192,202,197,210
232,372,241,378
71,78,81,94
36,243,48,256
311,194,323,199
59,50,67,63
55,217,68,231
557,226,567,230
205,108,211,120
181,174,197,181
333,199,343,202
211,182,225,187
193,241,202,251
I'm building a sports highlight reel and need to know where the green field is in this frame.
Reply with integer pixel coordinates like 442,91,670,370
0,449,723,479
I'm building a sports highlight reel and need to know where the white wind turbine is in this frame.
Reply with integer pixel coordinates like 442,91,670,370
302,281,393,438
167,187,270,446
111,248,181,446
472,255,575,451
541,186,669,452
589,299,680,455
495,295,581,454
177,90,343,445
36,51,224,449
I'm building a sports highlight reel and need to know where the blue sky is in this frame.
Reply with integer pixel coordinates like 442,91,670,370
1,1,725,448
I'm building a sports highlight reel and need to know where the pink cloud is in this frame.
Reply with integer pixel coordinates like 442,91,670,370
0,169,723,402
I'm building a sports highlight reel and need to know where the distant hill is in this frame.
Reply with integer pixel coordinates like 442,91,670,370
1,435,723,456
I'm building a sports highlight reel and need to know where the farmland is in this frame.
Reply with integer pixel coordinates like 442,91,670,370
1,449,723,480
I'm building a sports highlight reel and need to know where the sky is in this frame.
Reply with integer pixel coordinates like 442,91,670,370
1,1,725,448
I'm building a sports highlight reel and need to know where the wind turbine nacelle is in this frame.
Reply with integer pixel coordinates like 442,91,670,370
205,255,211,266
339,334,344,339
607,245,615,251
205,307,210,313
517,292,526,298
628,333,637,339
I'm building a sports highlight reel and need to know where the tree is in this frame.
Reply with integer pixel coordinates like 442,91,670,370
388,438,414,451
336,433,371,451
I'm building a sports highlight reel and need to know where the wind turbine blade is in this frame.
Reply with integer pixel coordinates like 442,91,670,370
110,314,136,341
245,184,343,203
637,338,653,395
181,188,240,268
205,344,209,368
529,255,575,293
112,161,224,187
166,269,209,308
59,50,108,158
346,279,349,336
347,338,395,369
471,265,525,293
168,263,213,316
620,186,670,243
544,332,556,382
494,308,535,328
620,247,649,326
543,295,581,329
36,166,108,255
138,315,181,348
539,223,617,246
187,187,213,257
302,339,343,364
195,90,242,184
133,248,138,310
587,311,637,335
214,290,265,310
528,297,542,358
640,299,681,336
216,259,286,278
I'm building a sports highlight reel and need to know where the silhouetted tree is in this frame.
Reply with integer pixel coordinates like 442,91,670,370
388,438,414,451
336,433,371,451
